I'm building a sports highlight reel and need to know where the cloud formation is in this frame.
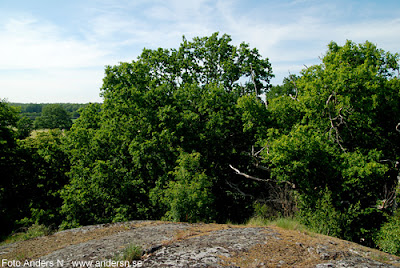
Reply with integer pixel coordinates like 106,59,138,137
0,0,399,103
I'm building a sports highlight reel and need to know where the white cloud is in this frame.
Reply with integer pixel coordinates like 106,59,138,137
333,18,400,52
0,68,104,103
0,17,110,70
217,2,400,81
1,0,399,102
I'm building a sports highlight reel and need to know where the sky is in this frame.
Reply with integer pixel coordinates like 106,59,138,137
0,0,399,103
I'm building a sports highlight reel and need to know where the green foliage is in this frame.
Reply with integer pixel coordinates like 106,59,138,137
18,129,70,227
375,212,400,256
267,95,303,132
299,40,400,154
255,40,400,247
34,104,72,130
0,99,21,234
237,94,270,138
299,188,344,237
2,35,400,253
252,202,277,220
16,116,33,139
1,101,69,236
162,151,215,222
11,103,89,121
265,125,339,195
62,33,272,227
1,224,53,244
120,243,143,262
266,74,299,100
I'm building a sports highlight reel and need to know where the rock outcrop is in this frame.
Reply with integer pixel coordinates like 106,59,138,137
1,221,399,267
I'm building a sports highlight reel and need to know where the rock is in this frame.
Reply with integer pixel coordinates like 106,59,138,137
1,221,399,268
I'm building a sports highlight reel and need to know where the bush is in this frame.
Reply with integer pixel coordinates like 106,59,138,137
1,224,53,244
253,202,278,220
299,189,343,237
375,212,400,256
121,243,143,262
162,151,215,223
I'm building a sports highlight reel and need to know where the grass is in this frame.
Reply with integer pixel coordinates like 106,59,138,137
0,224,53,245
120,243,143,262
246,216,309,232
269,217,309,232
101,243,144,268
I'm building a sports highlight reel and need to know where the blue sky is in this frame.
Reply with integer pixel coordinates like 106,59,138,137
0,0,399,103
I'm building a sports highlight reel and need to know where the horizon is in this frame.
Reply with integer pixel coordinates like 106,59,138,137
1,0,399,103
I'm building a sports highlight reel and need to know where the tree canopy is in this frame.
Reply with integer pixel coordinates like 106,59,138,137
257,40,400,245
61,33,273,227
34,104,72,129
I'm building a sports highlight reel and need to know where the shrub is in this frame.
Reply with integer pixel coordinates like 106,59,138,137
375,212,400,256
1,224,53,244
162,151,215,223
121,243,143,262
253,202,278,220
299,189,343,237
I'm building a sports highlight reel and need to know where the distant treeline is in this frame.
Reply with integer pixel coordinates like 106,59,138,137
10,103,95,120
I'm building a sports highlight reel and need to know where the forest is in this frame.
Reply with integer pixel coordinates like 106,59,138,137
9,103,88,121
1,33,399,256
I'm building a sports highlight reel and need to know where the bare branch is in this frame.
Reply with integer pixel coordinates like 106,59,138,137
396,123,400,133
326,92,346,151
326,93,334,106
250,64,258,96
252,145,266,158
288,71,299,101
229,164,295,188
255,164,270,172
380,159,399,165
229,164,267,182
225,180,254,198
376,183,397,210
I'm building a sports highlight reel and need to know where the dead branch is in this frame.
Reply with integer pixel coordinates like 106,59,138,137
251,145,267,159
326,93,335,106
378,159,400,212
253,146,265,157
250,64,269,109
255,164,270,172
396,123,400,133
376,183,397,210
225,180,254,198
326,92,346,151
250,146,268,171
250,64,258,96
229,164,268,182
229,164,295,188
225,178,296,217
288,72,299,101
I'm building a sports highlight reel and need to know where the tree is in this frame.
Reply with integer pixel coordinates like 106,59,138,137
18,129,70,227
248,40,400,245
16,116,33,139
34,104,72,130
61,33,273,227
1,100,71,236
0,99,20,235
266,74,299,100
